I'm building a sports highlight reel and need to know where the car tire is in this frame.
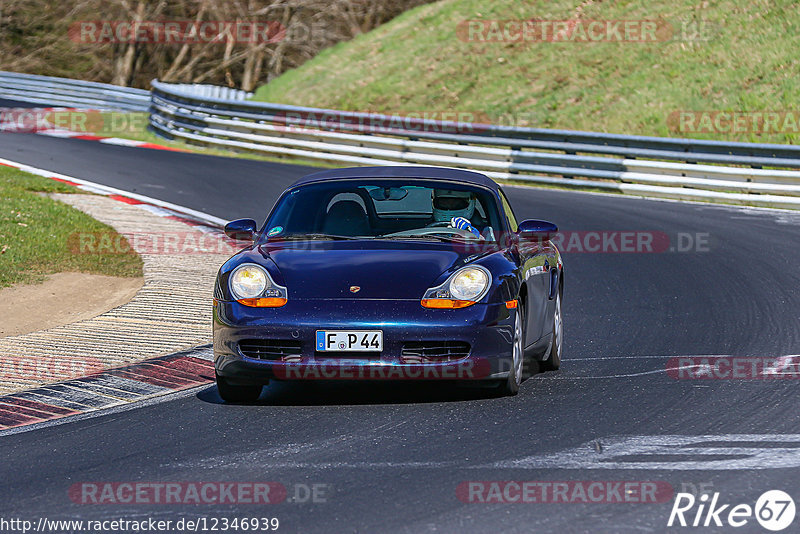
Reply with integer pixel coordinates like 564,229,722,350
540,289,562,371
497,305,525,396
216,373,263,403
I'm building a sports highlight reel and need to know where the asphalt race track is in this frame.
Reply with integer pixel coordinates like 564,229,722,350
1,122,799,532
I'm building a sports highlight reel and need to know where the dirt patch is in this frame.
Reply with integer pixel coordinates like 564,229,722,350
0,272,143,337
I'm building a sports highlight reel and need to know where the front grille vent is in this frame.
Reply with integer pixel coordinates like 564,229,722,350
400,341,470,363
239,339,302,361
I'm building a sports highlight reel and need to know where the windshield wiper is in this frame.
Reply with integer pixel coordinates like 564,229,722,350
273,233,361,241
376,234,466,243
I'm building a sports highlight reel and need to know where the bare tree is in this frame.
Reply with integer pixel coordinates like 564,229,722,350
0,0,434,90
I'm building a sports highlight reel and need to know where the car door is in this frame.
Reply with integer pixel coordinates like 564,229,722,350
539,238,560,347
499,191,549,345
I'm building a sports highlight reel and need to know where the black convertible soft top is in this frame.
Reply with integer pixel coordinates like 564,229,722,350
290,166,499,191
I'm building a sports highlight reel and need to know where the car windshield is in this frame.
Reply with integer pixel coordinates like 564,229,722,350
262,179,503,241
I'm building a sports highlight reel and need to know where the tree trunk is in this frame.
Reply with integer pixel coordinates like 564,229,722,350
111,0,146,86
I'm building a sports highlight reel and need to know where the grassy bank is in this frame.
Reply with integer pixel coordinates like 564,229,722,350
253,0,800,144
0,165,142,287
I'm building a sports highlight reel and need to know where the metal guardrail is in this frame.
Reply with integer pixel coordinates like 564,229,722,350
0,71,149,111
0,73,247,111
157,83,252,101
1,71,799,208
149,79,800,209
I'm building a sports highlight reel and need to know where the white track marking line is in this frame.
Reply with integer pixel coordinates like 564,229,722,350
488,434,800,471
540,367,697,380
98,137,148,147
0,156,227,227
565,354,800,361
543,354,800,379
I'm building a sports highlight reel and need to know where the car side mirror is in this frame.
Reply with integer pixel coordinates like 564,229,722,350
224,218,258,241
518,219,558,240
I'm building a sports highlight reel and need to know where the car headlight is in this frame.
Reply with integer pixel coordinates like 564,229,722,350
421,266,491,308
449,267,490,301
229,263,287,307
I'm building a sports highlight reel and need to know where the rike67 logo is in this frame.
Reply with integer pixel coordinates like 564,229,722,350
668,490,795,531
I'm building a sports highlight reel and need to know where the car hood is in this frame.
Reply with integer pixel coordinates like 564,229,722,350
253,240,493,300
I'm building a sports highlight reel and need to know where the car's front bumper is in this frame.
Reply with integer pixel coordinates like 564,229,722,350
213,298,515,385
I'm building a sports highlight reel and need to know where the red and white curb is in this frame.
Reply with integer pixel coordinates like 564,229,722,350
35,128,189,152
0,156,227,228
0,158,232,433
0,345,214,434
1,106,187,152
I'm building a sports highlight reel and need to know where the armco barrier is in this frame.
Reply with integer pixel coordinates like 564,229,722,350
1,72,799,209
0,71,150,111
148,79,800,209
0,73,251,111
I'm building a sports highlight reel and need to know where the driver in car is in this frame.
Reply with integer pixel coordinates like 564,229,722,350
431,189,489,239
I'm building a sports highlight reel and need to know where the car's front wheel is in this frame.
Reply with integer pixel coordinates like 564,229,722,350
497,306,525,396
216,373,263,403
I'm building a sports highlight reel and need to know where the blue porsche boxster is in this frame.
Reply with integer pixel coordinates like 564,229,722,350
213,166,563,401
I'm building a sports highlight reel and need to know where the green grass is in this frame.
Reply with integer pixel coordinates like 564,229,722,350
0,165,143,288
253,0,800,144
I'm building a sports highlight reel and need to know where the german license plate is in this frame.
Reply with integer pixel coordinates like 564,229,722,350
316,331,383,352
